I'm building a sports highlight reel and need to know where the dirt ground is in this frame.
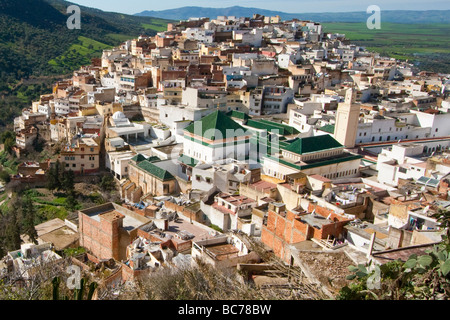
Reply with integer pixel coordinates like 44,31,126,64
299,250,355,293
74,182,101,195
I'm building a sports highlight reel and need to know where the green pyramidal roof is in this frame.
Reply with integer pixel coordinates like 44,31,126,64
131,154,161,163
131,154,147,163
184,110,249,140
226,110,251,120
137,160,174,181
283,135,343,155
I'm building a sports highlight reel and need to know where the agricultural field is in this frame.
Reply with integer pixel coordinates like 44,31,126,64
322,22,450,74
48,36,112,72
142,19,170,32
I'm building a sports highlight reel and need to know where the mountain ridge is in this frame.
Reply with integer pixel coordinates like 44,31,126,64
135,6,450,24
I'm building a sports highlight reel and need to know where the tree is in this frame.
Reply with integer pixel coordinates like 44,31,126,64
0,130,16,156
46,160,62,192
21,194,38,244
4,203,22,251
99,174,116,192
65,191,78,212
0,169,11,184
61,169,75,193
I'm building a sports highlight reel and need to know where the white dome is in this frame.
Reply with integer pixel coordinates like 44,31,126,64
112,111,126,120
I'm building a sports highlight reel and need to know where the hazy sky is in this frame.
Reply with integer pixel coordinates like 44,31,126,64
69,0,450,15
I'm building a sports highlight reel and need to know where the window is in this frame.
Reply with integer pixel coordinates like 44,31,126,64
72,164,76,168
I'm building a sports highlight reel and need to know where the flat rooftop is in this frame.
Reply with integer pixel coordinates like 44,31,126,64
81,137,98,147
298,213,333,229
152,143,183,156
203,242,240,261
81,203,150,231
164,217,216,244
109,124,145,135
216,192,256,205
39,226,79,251
249,179,277,191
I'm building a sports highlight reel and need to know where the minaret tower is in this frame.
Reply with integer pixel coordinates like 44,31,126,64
334,87,360,148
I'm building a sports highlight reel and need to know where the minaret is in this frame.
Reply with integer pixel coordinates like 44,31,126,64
334,88,360,148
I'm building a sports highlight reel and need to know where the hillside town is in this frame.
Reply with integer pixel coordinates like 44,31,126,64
1,13,450,299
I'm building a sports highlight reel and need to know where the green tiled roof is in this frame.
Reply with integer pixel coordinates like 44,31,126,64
283,135,343,155
136,160,174,181
258,119,299,135
246,119,299,136
178,154,199,167
184,110,248,140
250,134,290,155
147,156,162,163
319,124,335,134
226,110,251,120
131,154,147,163
131,154,161,163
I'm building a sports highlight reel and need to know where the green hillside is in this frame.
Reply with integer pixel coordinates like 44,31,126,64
0,0,172,127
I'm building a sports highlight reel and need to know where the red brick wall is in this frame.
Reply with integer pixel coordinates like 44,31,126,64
261,206,351,261
161,70,187,82
103,265,123,288
164,200,202,223
121,263,149,282
79,212,121,261
261,210,308,261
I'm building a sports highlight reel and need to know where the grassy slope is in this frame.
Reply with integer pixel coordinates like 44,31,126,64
322,22,450,73
48,36,112,72
0,0,173,127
